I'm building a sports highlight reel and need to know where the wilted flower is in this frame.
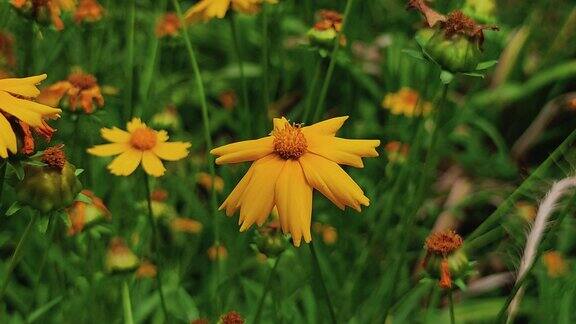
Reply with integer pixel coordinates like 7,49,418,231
74,0,104,24
382,88,432,117
196,172,224,193
37,70,104,114
423,230,466,289
155,13,181,38
184,0,277,23
105,237,140,273
67,189,111,235
211,116,380,246
207,244,228,261
0,74,61,158
88,118,191,177
542,251,568,278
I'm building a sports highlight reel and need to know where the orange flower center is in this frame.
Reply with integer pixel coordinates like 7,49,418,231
68,72,97,90
425,230,463,256
273,124,307,160
42,145,67,170
130,128,157,150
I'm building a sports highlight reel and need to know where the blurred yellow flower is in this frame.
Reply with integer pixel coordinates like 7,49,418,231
184,0,277,23
170,217,203,234
0,74,61,158
87,117,191,177
382,87,432,117
542,251,568,278
196,172,224,193
211,116,380,246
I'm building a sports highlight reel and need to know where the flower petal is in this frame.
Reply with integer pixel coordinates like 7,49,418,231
302,116,349,136
87,143,129,156
299,153,369,211
219,162,256,216
0,74,47,97
275,159,313,246
210,136,274,165
237,155,286,231
107,148,142,176
142,151,166,177
152,142,190,161
306,133,380,168
0,113,17,156
101,127,131,143
0,91,61,127
126,117,146,133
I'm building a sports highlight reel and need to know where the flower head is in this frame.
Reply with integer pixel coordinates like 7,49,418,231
425,230,463,257
87,118,191,177
184,0,277,23
423,230,465,289
0,74,61,158
211,116,380,246
542,251,568,278
382,88,432,117
170,217,203,234
38,70,104,114
105,237,140,273
135,260,157,279
67,189,111,235
219,311,245,324
155,13,181,38
11,0,73,31
74,0,104,24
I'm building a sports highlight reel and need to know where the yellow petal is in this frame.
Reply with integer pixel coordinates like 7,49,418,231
0,91,61,127
0,74,47,98
142,151,166,177
101,127,131,143
219,162,256,216
127,117,146,133
237,155,285,231
299,153,369,211
302,116,349,136
107,148,142,176
207,0,231,18
306,133,380,168
0,113,17,156
275,160,313,246
87,143,128,156
152,142,190,161
210,136,274,165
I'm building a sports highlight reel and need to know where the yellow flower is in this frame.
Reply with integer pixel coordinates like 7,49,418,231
382,87,432,117
184,0,277,23
87,117,191,177
211,116,380,246
0,74,61,158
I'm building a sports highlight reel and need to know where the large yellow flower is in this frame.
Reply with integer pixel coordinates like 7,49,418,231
211,116,380,246
0,74,61,158
87,118,191,177
184,0,277,23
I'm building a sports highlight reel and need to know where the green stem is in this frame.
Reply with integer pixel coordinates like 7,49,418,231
125,0,136,120
261,3,270,129
0,161,6,206
0,211,38,302
449,289,456,324
253,255,282,324
311,0,355,122
302,59,323,124
309,242,338,324
229,14,251,138
173,0,221,311
144,174,169,320
122,280,134,324
30,213,58,312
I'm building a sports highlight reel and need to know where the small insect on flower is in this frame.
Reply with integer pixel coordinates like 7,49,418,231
37,70,104,114
87,117,191,177
0,74,61,158
382,88,432,117
73,0,104,24
155,13,181,38
184,0,277,23
211,116,380,246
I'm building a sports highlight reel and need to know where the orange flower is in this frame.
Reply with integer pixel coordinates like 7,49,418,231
207,244,228,261
38,70,105,114
105,237,140,273
155,13,181,38
196,172,224,193
382,88,432,117
10,0,72,31
74,0,104,24
218,90,237,110
135,260,157,279
170,217,203,234
384,141,410,163
542,251,568,278
67,190,111,235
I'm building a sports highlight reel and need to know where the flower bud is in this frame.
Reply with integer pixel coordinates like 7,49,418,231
67,190,111,235
417,27,482,73
423,230,470,289
16,146,82,213
105,237,140,274
255,221,287,257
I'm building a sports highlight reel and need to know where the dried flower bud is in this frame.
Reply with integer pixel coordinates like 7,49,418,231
255,221,287,257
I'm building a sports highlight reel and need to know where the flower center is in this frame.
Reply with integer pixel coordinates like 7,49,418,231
273,124,307,160
42,145,67,171
130,128,157,150
425,230,463,256
68,72,97,90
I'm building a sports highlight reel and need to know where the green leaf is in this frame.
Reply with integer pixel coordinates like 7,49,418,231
402,49,425,61
24,160,47,167
5,202,22,217
463,72,486,78
74,168,85,176
27,296,63,323
476,60,498,70
75,191,92,204
440,70,454,84
8,161,24,180
37,216,50,234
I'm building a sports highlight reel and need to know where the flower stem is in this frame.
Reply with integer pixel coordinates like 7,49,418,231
144,174,169,320
173,0,221,312
311,0,355,122
0,210,38,302
122,280,134,324
449,289,456,324
261,3,270,130
0,161,6,206
125,0,136,120
30,212,58,312
302,59,323,124
309,241,338,324
229,14,251,138
253,254,282,324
